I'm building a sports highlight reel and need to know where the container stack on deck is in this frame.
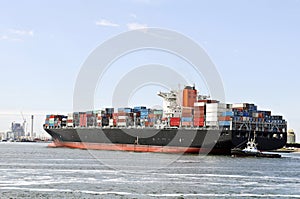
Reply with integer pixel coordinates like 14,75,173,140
44,101,287,133
67,113,73,127
206,103,226,127
193,102,205,127
117,108,132,127
44,85,287,133
44,115,66,128
181,107,193,127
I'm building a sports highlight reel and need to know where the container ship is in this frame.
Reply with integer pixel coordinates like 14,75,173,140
43,86,287,155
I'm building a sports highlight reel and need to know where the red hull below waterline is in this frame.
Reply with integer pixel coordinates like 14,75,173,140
48,141,218,154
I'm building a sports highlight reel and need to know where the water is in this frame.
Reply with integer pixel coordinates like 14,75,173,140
0,142,299,198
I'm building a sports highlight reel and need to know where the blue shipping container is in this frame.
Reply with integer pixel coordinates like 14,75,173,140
181,117,193,122
219,121,231,126
134,106,147,110
238,112,243,117
243,112,249,117
222,111,234,117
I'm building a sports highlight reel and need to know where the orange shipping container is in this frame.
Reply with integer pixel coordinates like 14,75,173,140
218,116,232,121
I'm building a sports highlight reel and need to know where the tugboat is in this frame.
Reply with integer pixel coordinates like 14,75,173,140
231,134,281,158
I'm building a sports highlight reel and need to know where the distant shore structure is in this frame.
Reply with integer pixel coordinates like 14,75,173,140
287,129,296,144
31,115,34,138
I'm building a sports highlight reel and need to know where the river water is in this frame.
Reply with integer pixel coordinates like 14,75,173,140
0,142,299,198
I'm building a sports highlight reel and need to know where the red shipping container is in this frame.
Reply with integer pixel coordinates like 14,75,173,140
194,113,205,118
170,117,180,127
194,121,205,127
194,118,205,122
80,114,87,127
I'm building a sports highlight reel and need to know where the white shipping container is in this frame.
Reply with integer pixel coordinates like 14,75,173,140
206,111,223,115
206,121,218,126
117,122,127,126
232,103,249,108
118,116,128,120
205,107,218,112
206,116,218,121
219,103,227,109
206,109,226,114
252,113,259,118
206,103,226,108
232,103,243,108
67,123,73,127
242,117,250,122
206,113,221,117
174,113,181,117
206,103,226,112
206,103,218,109
109,119,114,126
194,102,205,107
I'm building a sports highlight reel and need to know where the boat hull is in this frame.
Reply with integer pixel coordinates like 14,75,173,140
44,128,287,155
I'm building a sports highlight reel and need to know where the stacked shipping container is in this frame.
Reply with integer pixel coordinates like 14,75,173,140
181,107,193,127
194,102,205,127
206,103,226,126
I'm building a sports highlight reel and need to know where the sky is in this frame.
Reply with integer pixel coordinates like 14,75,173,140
0,0,299,141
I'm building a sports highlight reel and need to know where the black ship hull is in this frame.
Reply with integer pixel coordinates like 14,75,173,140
44,128,287,155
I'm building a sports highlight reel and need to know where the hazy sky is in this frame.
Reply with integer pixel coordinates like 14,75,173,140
0,0,299,141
